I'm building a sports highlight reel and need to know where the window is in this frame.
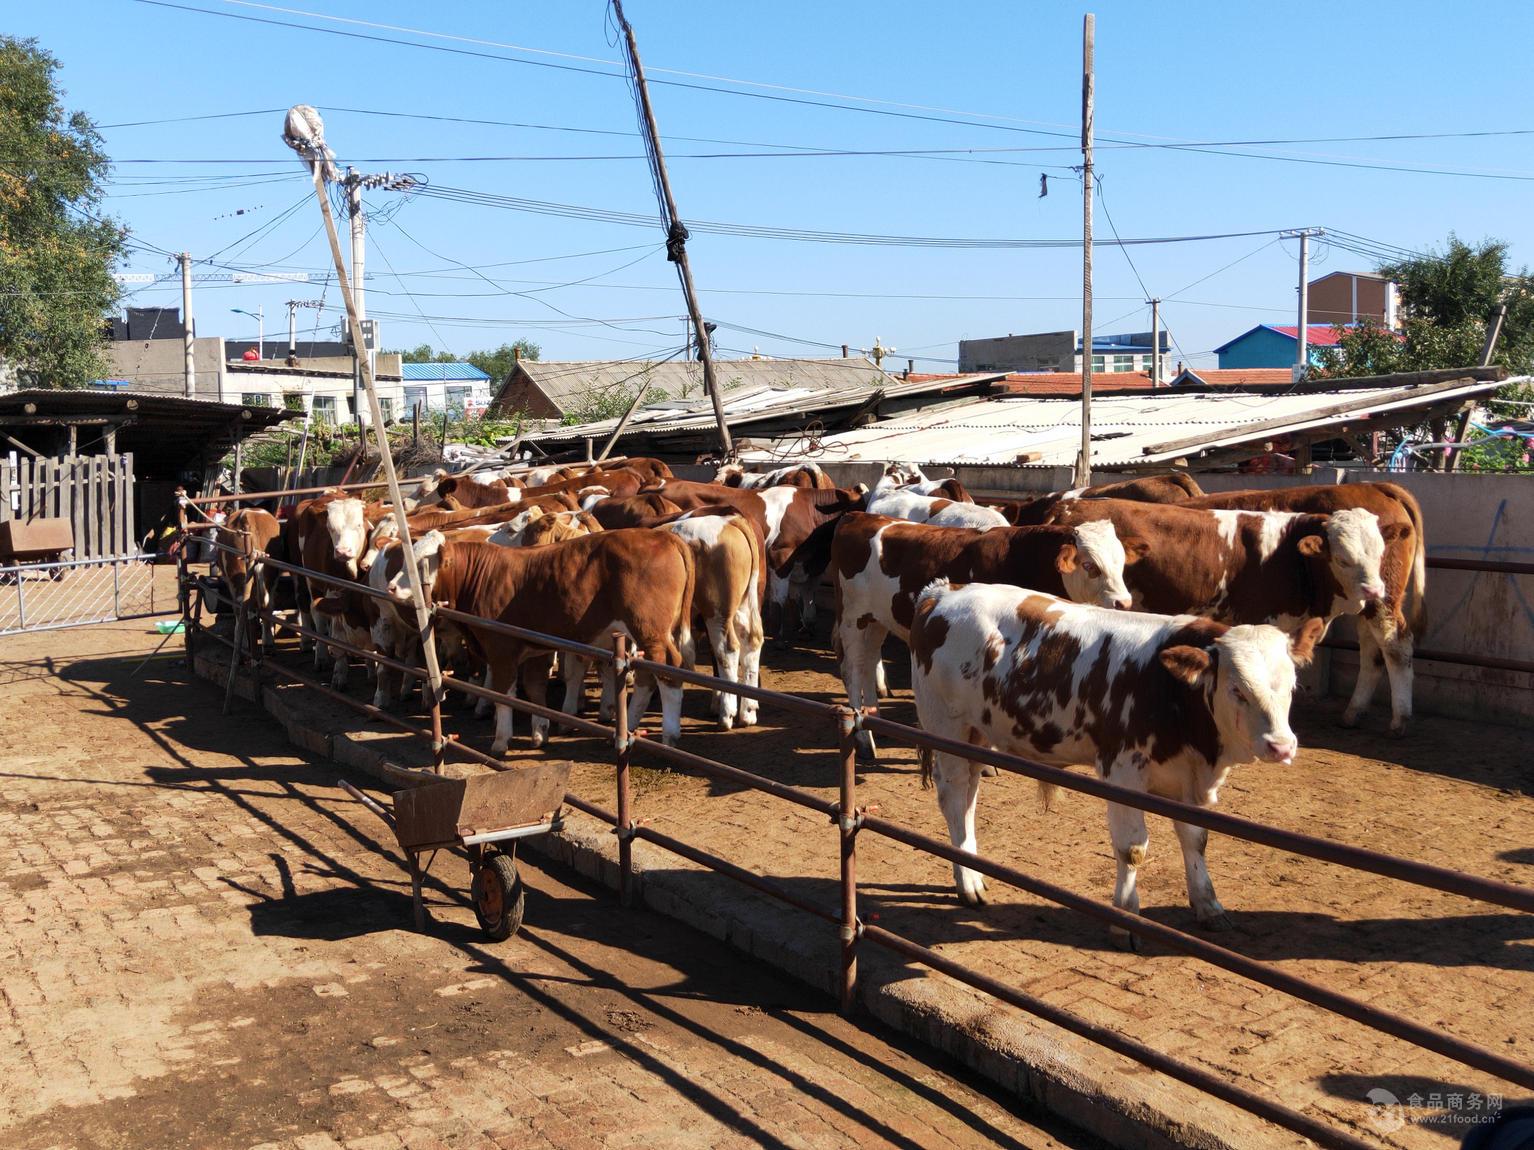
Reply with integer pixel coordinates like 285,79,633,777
311,395,338,423
445,386,472,412
282,392,306,412
378,397,395,423
1090,355,1105,372
404,385,428,414
1113,355,1134,373
241,392,269,407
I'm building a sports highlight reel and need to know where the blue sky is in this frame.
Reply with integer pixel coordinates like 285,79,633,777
16,1,1534,368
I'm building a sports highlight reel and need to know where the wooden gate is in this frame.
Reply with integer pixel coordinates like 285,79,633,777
0,453,137,560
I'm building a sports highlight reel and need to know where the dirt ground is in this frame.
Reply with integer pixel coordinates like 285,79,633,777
8,571,1531,1149
0,606,1097,1150
293,596,1532,1150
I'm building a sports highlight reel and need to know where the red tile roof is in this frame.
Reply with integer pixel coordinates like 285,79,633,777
1174,368,1296,386
1267,324,1349,347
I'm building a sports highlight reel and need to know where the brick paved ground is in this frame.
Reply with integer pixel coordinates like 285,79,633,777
248,612,1530,1150
0,607,1095,1150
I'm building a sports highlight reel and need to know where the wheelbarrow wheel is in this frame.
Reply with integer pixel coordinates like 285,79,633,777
472,852,524,942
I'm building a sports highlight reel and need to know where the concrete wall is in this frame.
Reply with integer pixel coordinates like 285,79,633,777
812,459,1533,727
958,331,1076,373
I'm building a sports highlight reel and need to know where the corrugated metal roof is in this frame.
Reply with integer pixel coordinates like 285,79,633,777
736,376,1511,469
504,356,888,412
519,362,1006,447
400,362,491,381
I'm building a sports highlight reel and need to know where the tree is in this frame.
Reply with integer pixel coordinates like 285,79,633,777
389,339,541,378
1318,234,1534,378
465,340,540,382
0,37,123,388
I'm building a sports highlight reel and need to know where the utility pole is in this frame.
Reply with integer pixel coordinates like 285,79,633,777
341,166,415,425
1283,227,1324,382
180,252,197,398
1149,298,1161,387
285,298,325,359
1077,13,1095,486
283,106,444,742
612,0,733,460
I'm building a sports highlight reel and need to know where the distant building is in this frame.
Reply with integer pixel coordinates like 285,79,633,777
399,362,494,416
1214,324,1349,369
957,330,1171,375
1307,271,1398,329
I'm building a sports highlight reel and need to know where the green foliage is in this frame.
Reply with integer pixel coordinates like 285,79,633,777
465,340,540,381
388,340,541,379
0,37,123,389
1318,234,1534,379
559,362,669,426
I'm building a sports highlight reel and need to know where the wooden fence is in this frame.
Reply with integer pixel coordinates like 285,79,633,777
0,454,137,560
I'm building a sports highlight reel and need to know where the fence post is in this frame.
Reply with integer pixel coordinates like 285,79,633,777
14,566,25,631
836,707,861,1015
613,633,635,906
112,559,121,619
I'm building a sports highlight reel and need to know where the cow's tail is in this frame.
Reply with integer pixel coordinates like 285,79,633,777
733,514,765,653
1378,481,1428,637
915,576,951,613
1037,781,1060,812
1169,471,1205,500
663,531,696,668
918,747,933,789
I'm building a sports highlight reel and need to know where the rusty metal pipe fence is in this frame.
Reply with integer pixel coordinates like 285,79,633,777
178,540,1534,1150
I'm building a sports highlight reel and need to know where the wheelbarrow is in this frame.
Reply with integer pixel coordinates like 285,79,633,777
0,518,74,582
339,760,570,941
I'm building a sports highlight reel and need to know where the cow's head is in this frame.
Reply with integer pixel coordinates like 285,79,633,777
1056,520,1141,610
882,461,926,486
366,540,408,651
713,462,746,486
1300,508,1387,612
578,485,611,510
1160,618,1324,766
360,517,400,574
324,498,368,576
381,529,447,606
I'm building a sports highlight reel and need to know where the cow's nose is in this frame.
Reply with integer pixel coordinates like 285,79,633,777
1114,596,1132,611
1361,584,1384,601
1263,734,1297,763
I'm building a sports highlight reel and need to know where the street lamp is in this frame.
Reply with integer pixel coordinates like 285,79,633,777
231,306,264,361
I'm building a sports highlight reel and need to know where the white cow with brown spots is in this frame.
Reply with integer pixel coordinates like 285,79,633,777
909,578,1323,942
864,473,1006,530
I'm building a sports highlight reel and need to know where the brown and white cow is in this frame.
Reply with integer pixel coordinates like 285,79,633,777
587,492,684,529
712,461,834,490
215,507,283,651
996,473,1205,525
910,579,1324,937
639,478,864,634
878,462,974,502
292,494,372,688
864,474,1007,530
831,513,1142,756
1043,498,1388,643
376,529,694,752
1177,483,1424,734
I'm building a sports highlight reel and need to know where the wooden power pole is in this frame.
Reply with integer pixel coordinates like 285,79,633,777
180,252,197,399
1077,13,1095,486
612,0,734,460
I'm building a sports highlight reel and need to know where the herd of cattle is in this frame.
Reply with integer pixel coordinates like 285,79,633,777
211,455,1427,936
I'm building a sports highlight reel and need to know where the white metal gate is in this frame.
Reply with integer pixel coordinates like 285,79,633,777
0,553,174,636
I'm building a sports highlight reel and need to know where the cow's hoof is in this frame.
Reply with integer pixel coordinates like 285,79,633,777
489,741,510,757
716,715,735,732
1339,709,1362,729
1111,927,1143,953
1198,911,1234,932
979,763,998,778
875,685,892,700
739,709,758,727
1387,721,1409,739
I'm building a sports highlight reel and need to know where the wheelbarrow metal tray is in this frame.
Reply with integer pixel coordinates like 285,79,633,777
0,518,74,562
392,761,571,850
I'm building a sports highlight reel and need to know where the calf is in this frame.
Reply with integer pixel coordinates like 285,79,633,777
910,579,1324,936
215,507,283,651
1178,483,1423,734
878,462,973,502
376,529,695,751
998,473,1205,525
831,513,1142,756
1043,498,1387,637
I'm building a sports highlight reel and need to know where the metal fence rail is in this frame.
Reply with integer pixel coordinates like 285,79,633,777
179,540,1534,1150
0,553,170,635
